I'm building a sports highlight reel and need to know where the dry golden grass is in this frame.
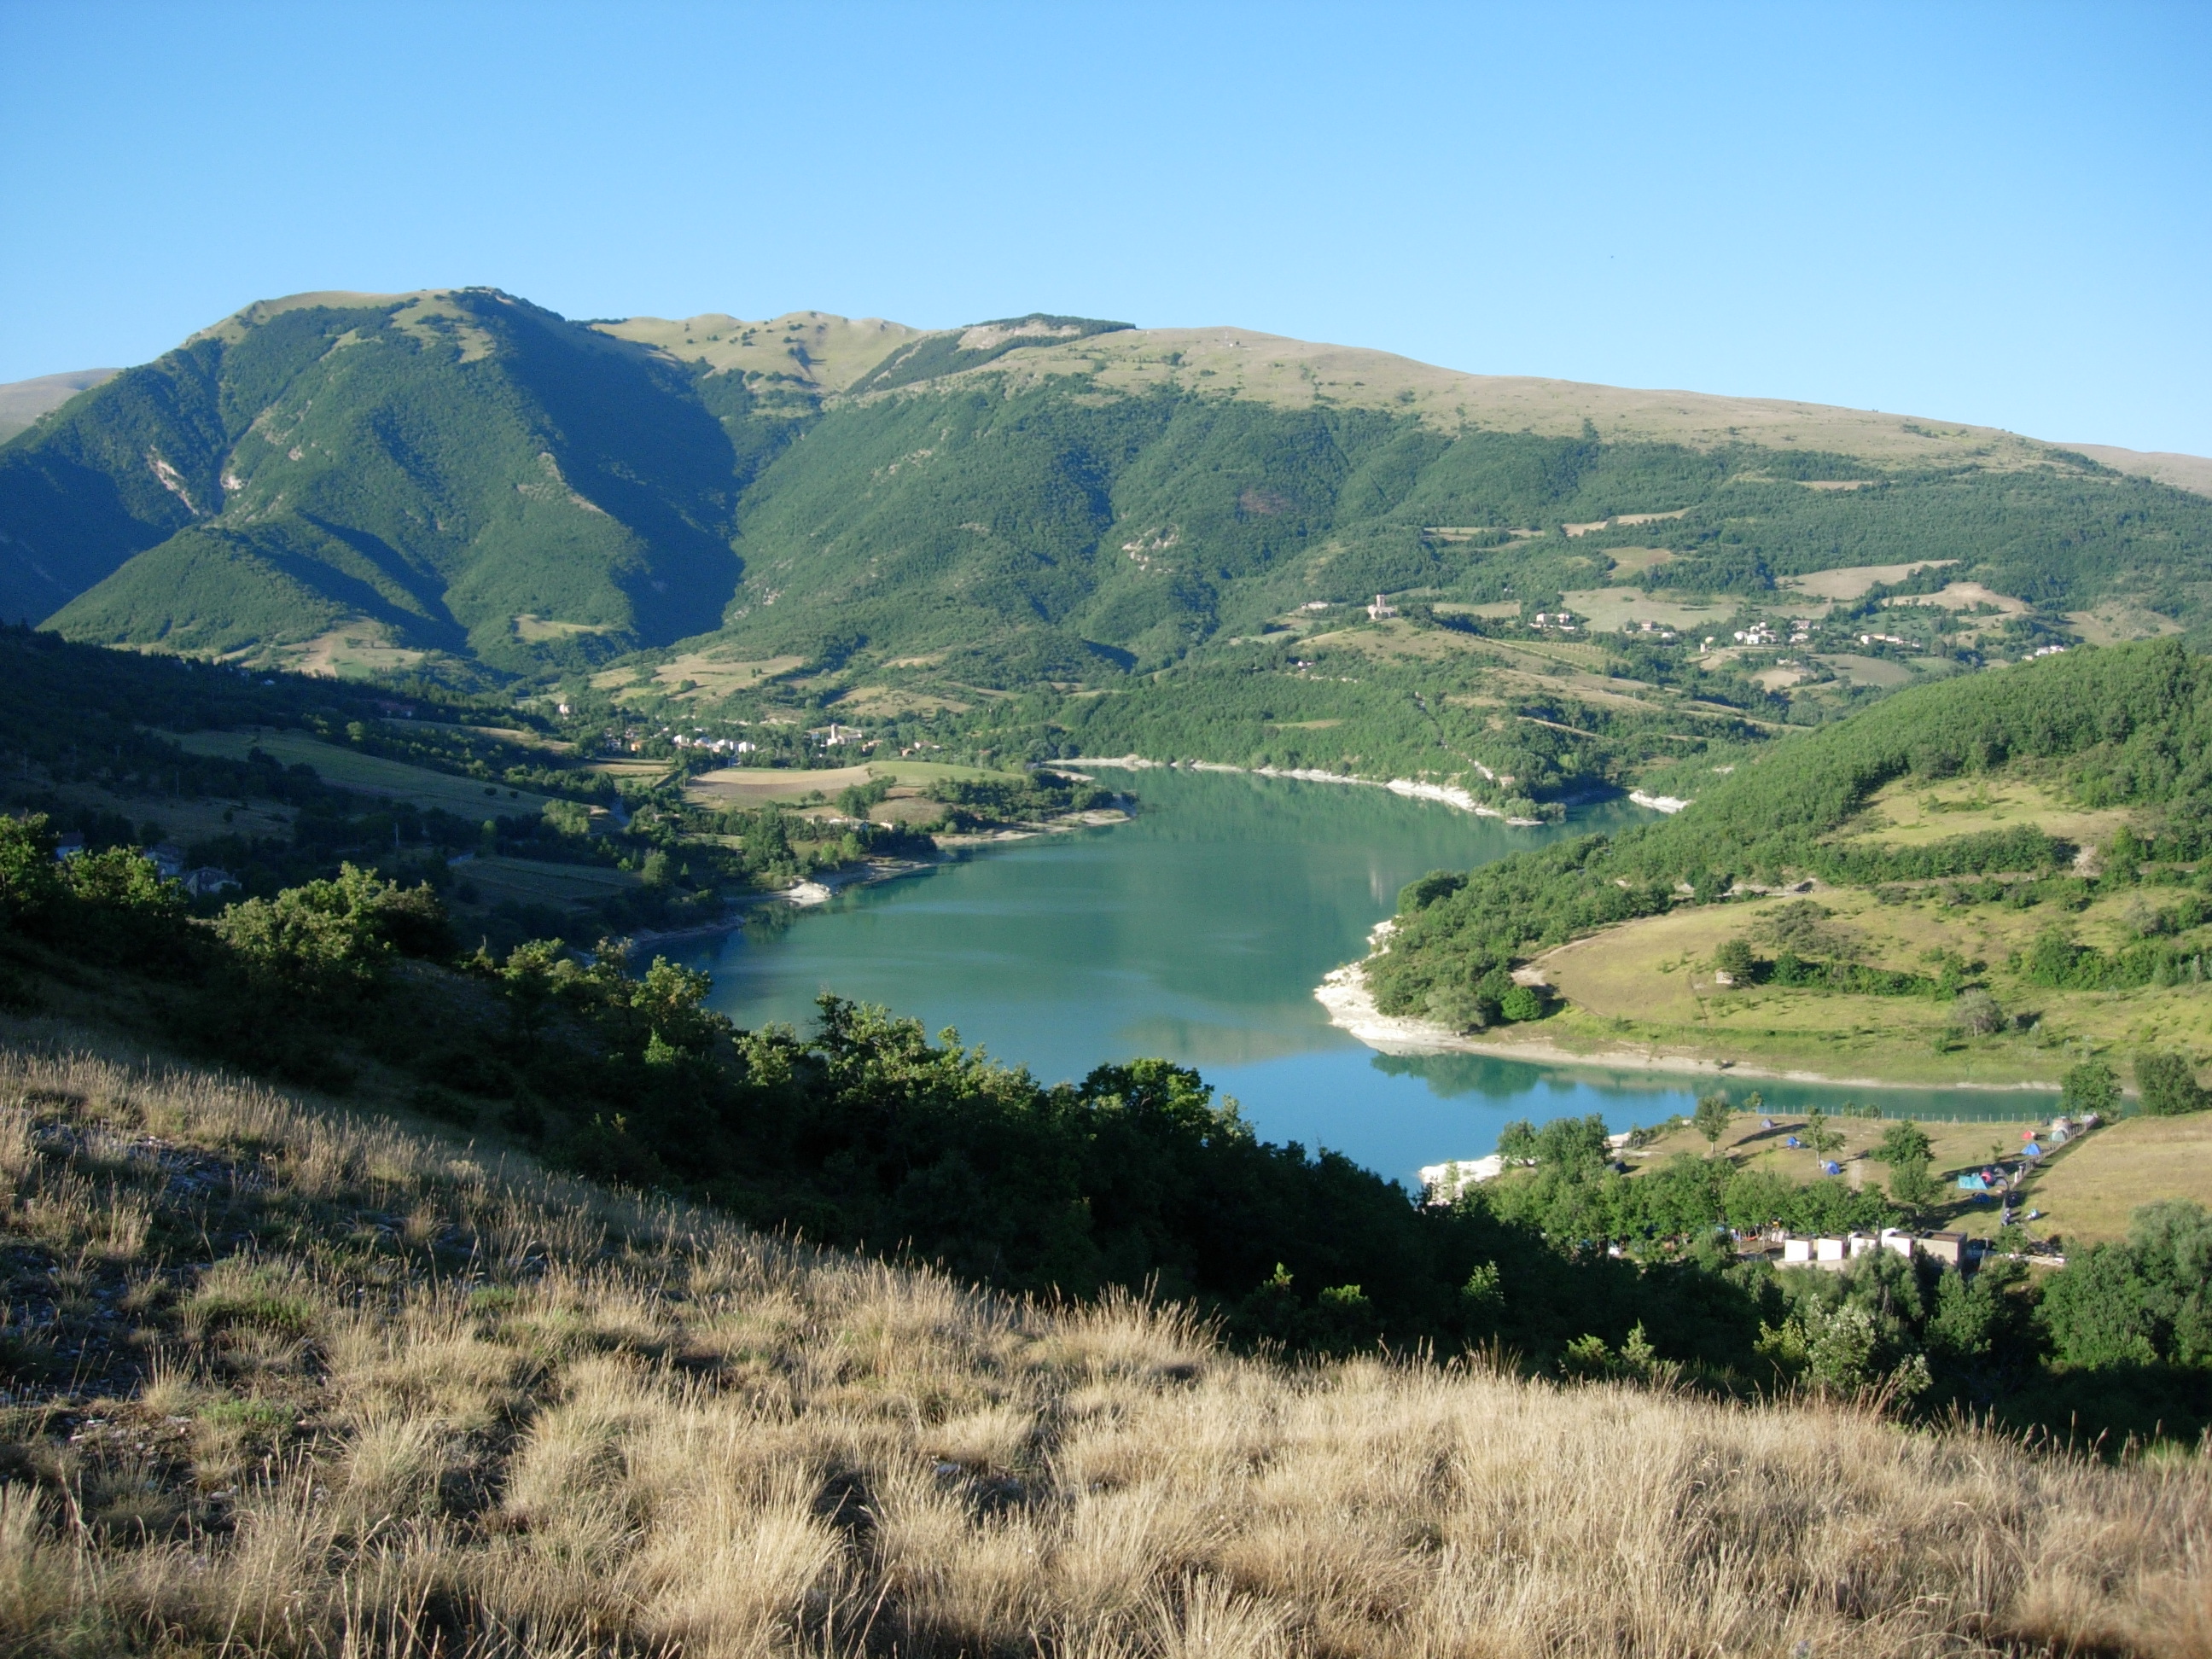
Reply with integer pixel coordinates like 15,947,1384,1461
2026,1114,2212,1244
0,1034,2203,1657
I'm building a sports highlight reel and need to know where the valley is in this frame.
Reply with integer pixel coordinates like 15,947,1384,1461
0,297,2206,1515
8,9,2209,1648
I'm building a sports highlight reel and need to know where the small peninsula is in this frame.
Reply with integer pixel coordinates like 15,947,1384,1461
1326,640,2212,1093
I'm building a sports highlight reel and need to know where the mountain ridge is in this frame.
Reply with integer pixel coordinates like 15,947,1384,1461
13,295,2210,487
4,288,2210,690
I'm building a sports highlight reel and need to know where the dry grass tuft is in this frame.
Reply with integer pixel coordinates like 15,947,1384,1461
0,1036,2200,1656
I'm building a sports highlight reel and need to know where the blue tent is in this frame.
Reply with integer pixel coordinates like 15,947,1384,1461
1957,1172,1990,1191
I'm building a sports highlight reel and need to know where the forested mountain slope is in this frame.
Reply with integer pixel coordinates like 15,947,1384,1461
7,289,2212,698
0,291,760,670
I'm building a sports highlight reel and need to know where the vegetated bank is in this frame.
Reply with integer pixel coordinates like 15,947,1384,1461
3,794,2209,1454
0,624,1123,963
1353,638,2212,1086
0,1042,2204,1658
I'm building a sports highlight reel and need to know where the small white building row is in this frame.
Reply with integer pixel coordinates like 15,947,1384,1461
1778,1228,1980,1271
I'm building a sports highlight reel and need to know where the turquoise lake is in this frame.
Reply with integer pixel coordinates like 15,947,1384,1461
673,768,2046,1188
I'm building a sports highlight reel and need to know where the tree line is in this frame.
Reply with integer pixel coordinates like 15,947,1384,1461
1,808,2204,1446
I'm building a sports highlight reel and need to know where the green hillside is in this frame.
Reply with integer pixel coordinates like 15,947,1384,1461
1370,637,2212,1074
3,292,757,670
7,290,2212,734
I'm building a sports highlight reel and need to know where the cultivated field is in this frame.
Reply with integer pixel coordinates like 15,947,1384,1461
1781,562,1958,602
271,626,433,679
174,730,556,818
0,1035,2203,1658
611,653,807,701
684,760,1016,811
828,684,974,717
1813,653,1918,688
448,854,643,910
2068,602,2190,646
1840,774,2132,849
27,780,294,848
1557,586,1726,634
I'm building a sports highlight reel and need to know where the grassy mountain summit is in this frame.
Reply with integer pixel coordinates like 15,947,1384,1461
0,369,119,445
4,289,2211,708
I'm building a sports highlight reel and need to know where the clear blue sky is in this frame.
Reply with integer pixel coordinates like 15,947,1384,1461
4,1,2207,453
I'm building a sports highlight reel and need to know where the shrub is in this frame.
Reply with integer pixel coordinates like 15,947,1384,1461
2133,1051,2209,1117
1949,989,2005,1037
1499,983,1548,1022
213,864,451,998
1871,1121,1933,1167
2060,1057,2120,1116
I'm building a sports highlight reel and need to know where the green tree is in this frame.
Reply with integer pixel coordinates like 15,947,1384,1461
1713,937,1755,981
2134,1052,2208,1117
1950,988,2005,1038
1693,1091,1732,1152
2060,1057,2120,1116
1871,1121,1933,1167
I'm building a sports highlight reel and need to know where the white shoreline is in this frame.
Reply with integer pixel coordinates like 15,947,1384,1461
1065,755,1545,824
1314,943,2057,1094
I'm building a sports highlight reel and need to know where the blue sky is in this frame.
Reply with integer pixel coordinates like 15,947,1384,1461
4,1,2207,453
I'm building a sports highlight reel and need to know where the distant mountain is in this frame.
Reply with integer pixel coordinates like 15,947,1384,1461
0,368,119,444
3,288,2209,683
2057,443,2212,499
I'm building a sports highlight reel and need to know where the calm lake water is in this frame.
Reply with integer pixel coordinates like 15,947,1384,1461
672,769,2046,1188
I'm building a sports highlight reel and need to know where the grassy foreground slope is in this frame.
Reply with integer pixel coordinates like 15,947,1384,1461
1371,639,2212,1081
0,1036,2204,1659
